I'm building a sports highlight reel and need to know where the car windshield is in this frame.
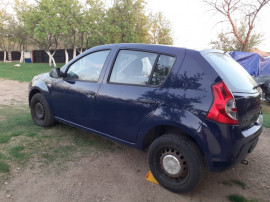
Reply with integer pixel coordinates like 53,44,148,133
202,52,258,93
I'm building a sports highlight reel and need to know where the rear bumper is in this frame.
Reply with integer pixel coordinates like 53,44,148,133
199,114,263,172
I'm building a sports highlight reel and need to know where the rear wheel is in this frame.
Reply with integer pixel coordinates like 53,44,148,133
30,93,55,127
148,134,204,193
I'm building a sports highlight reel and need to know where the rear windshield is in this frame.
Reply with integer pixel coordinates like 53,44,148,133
202,52,258,93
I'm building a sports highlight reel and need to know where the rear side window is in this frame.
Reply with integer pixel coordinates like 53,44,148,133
202,52,258,93
109,50,175,86
150,55,176,85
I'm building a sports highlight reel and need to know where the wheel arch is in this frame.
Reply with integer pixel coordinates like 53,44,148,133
29,88,42,105
136,108,206,158
141,124,196,150
29,79,50,105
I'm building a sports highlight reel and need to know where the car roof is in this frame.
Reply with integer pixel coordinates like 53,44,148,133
87,43,187,56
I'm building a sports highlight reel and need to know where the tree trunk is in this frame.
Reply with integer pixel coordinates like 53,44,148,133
49,56,52,67
45,50,57,68
73,45,77,59
20,51,24,63
241,42,248,52
8,51,12,61
65,49,69,64
3,51,6,62
51,57,56,67
64,42,69,64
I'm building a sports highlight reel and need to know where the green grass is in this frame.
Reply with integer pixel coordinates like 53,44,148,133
262,102,270,128
222,179,246,189
9,146,26,160
227,194,257,202
0,161,10,173
0,62,64,82
0,106,121,183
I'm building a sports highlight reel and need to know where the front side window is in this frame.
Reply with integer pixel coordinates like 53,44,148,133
109,50,175,86
66,50,110,82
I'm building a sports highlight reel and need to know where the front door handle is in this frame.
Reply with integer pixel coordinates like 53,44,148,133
138,98,157,105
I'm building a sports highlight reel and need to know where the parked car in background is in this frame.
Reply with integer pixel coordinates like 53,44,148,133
254,75,270,102
29,44,263,193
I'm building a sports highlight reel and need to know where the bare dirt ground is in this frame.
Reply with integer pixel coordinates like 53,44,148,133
0,79,28,107
0,79,269,202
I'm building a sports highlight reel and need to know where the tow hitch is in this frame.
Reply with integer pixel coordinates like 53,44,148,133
241,159,248,165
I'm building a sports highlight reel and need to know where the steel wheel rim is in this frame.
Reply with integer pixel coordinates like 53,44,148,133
160,148,188,179
35,102,45,119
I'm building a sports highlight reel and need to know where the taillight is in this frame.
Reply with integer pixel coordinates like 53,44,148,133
207,81,238,125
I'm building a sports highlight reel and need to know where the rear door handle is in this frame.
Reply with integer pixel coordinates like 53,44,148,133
85,91,96,98
138,98,157,105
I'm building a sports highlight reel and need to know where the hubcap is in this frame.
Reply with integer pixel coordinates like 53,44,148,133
162,155,181,175
35,102,45,119
160,148,188,178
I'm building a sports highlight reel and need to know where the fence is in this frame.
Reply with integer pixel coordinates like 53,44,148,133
0,49,86,63
0,51,21,61
32,49,75,63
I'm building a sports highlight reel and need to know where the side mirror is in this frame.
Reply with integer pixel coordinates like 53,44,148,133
49,68,62,78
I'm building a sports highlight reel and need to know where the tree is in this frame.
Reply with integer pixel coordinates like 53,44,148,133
54,0,83,62
0,12,17,62
84,0,107,48
105,0,150,43
148,12,173,45
211,22,262,51
16,0,62,67
204,0,270,51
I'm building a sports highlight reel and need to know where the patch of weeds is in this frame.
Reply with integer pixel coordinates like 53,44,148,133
10,131,23,137
42,145,76,164
0,161,10,173
227,194,258,202
263,114,270,128
222,179,246,189
25,132,37,137
0,153,7,160
42,153,54,162
231,180,246,189
0,135,11,143
262,103,270,128
9,146,26,160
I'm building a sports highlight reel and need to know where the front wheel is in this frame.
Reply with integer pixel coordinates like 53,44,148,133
30,93,55,127
148,134,204,193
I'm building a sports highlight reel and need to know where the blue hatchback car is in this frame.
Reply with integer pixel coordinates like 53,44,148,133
29,44,263,193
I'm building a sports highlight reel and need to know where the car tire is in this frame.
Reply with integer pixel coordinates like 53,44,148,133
148,133,204,193
30,93,55,127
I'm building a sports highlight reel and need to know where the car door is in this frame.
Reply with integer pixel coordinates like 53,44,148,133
94,49,176,143
50,50,110,128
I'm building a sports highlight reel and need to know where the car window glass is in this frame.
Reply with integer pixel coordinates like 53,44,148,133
66,50,110,81
203,52,258,93
110,50,158,85
150,55,176,85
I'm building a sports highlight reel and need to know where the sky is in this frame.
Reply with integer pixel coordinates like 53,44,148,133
2,0,270,51
147,0,270,51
